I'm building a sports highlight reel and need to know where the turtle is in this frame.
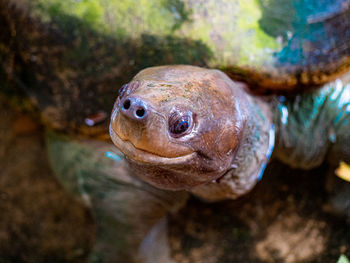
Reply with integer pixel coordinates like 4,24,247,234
109,65,350,199
1,0,350,263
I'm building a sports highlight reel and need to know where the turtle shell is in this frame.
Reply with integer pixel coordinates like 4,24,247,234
1,0,349,132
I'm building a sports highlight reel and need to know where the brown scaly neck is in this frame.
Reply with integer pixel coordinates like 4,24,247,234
191,94,275,202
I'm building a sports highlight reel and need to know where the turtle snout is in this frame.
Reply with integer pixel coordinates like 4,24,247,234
119,96,149,122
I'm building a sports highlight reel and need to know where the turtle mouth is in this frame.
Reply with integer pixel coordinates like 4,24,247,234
109,125,196,165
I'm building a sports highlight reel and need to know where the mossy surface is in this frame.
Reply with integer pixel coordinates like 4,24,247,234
1,0,349,132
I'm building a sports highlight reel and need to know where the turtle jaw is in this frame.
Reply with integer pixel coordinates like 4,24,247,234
109,125,196,166
109,125,227,191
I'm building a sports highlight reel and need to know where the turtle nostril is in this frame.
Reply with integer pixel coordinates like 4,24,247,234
120,96,148,121
135,108,145,118
123,99,131,110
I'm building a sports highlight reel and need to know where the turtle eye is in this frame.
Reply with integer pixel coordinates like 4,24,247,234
119,84,128,97
169,112,193,137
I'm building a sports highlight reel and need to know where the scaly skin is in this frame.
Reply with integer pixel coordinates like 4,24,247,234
110,65,350,201
48,66,350,263
47,132,188,263
274,79,350,168
110,65,274,201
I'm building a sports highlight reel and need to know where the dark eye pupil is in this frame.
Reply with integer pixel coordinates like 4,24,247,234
169,113,192,137
169,111,193,137
175,120,189,134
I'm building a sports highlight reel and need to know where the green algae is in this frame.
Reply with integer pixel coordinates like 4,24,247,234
175,0,281,68
31,0,190,37
27,0,283,68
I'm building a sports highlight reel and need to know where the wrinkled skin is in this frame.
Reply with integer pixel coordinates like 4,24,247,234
110,65,273,200
110,65,350,201
111,66,243,190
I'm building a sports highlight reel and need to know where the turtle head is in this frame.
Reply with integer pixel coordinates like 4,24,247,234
110,65,249,190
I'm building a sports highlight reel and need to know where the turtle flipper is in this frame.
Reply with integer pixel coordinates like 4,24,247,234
274,78,350,216
87,176,188,263
46,132,189,263
274,78,350,169
87,180,187,263
325,80,350,217
327,82,350,166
